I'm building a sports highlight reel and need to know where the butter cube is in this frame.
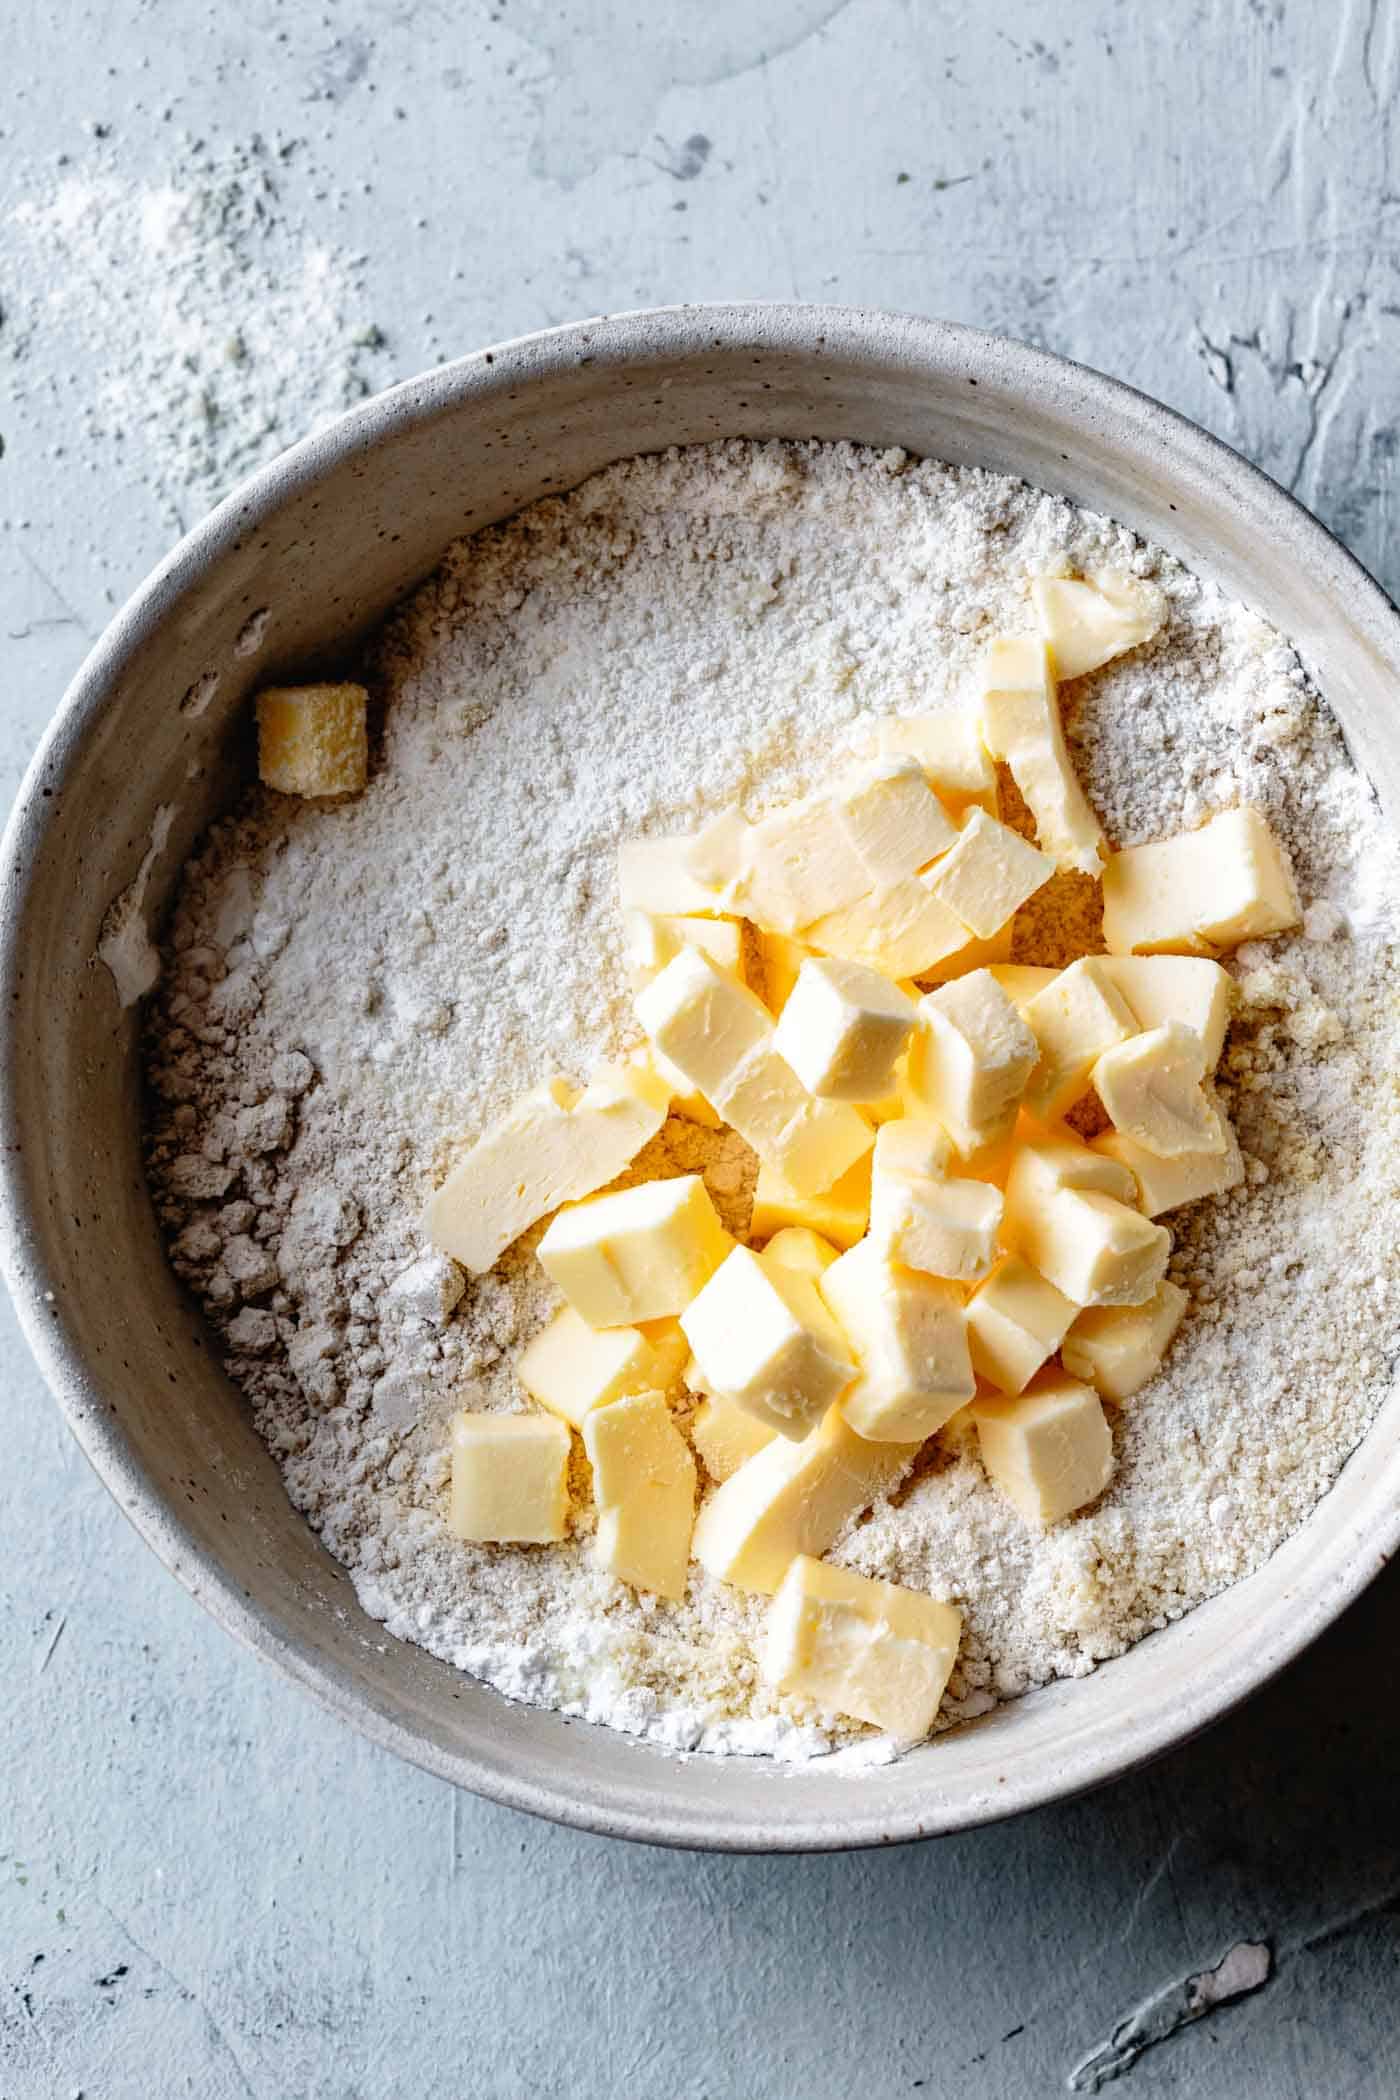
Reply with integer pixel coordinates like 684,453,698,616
425,1062,671,1273
775,957,916,1101
740,794,872,934
618,836,726,917
819,1238,974,1439
622,910,743,986
805,878,970,979
719,1041,875,1197
582,1389,696,1598
757,929,813,1015
449,1412,571,1544
923,808,1055,940
537,1173,732,1327
834,756,958,883
1003,1132,1139,1210
1093,1022,1225,1158
965,1255,1079,1394
690,1391,776,1480
905,970,1039,1156
763,1556,962,1738
761,1226,840,1278
868,1127,1004,1283
987,963,1059,1015
692,1407,919,1594
1062,1280,1188,1402
1023,957,1140,1120
517,1305,688,1426
978,637,1105,872
256,682,369,798
1102,806,1301,955
916,918,1016,984
865,712,999,816
680,1244,856,1441
972,1372,1114,1524
749,1153,873,1251
1093,1098,1244,1216
870,1118,954,1180
1003,1179,1171,1309
1030,569,1164,679
634,946,772,1101
1097,955,1233,1070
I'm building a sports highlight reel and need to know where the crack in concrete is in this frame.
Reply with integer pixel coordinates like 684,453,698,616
1067,1940,1273,2092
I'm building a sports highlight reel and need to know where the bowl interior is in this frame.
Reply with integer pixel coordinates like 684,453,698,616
4,307,1398,1850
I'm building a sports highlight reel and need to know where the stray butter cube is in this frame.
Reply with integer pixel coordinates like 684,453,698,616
923,808,1055,940
692,1407,919,1594
761,1225,840,1278
618,836,726,918
763,1556,962,1738
834,756,958,883
1030,569,1164,679
537,1173,732,1327
774,957,917,1102
972,1371,1114,1525
1062,1280,1189,1402
965,1255,1079,1394
425,1061,671,1273
1093,1022,1226,1158
582,1389,696,1600
517,1305,688,1426
1102,805,1301,955
1023,956,1140,1121
680,1245,856,1441
449,1412,571,1544
819,1238,974,1440
977,637,1105,872
1096,955,1233,1070
1092,1096,1244,1215
864,712,999,816
690,1391,776,1480
749,1153,873,1251
868,1121,1004,1284
905,970,1039,1156
805,878,970,979
256,682,369,798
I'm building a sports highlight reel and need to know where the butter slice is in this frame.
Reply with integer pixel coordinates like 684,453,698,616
1102,806,1301,955
583,1389,696,1600
819,1238,974,1440
864,712,999,816
1092,1098,1244,1216
749,1153,873,1251
692,1408,919,1595
805,878,970,979
1023,957,1140,1121
1092,1022,1225,1158
972,1371,1114,1525
517,1305,688,1426
449,1412,571,1544
1096,955,1233,1071
923,808,1055,940
425,1062,671,1273
978,637,1105,872
1030,570,1164,679
965,1255,1079,1395
537,1173,732,1327
256,682,369,798
905,970,1039,1156
1062,1280,1188,1402
834,756,959,884
618,836,726,917
868,1122,1004,1284
690,1391,776,1480
761,1226,840,1278
763,1556,962,1738
774,957,917,1102
680,1244,856,1441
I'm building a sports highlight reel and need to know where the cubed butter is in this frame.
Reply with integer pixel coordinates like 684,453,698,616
622,909,743,987
987,963,1060,1016
805,877,971,979
537,1173,732,1327
749,1153,873,1251
977,637,1105,872
582,1389,696,1600
680,1244,856,1441
517,1304,688,1426
774,957,917,1101
761,1225,840,1278
834,756,958,884
864,712,999,815
905,970,1039,1156
1096,955,1233,1070
1062,1280,1189,1402
634,946,772,1101
923,808,1055,940
736,793,872,934
1102,806,1301,955
915,917,1016,984
972,1371,1114,1525
757,929,813,1015
819,1238,974,1440
1003,1177,1171,1309
425,1062,672,1273
255,682,369,798
449,1412,571,1544
1092,1098,1244,1215
763,1556,962,1738
1092,1022,1225,1158
690,1391,777,1480
718,1040,876,1196
965,1255,1079,1394
692,1407,919,1594
868,1128,1004,1284
1030,569,1164,679
618,836,726,917
1023,956,1140,1121
1003,1131,1140,1210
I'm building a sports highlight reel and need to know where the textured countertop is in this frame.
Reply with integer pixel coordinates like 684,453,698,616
3,4,1398,2093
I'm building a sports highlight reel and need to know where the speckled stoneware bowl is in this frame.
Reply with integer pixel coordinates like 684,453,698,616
3,306,1398,1851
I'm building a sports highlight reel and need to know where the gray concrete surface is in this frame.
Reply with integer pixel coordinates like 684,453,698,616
3,2,1399,2092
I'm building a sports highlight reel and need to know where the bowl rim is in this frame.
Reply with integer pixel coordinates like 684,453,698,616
4,300,1400,1851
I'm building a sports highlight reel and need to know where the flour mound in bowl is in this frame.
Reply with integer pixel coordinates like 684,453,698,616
143,439,1400,1759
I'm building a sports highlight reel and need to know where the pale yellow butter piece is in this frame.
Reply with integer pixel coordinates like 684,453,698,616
972,1371,1114,1525
864,712,998,816
834,756,959,884
1102,806,1301,955
537,1173,732,1327
1093,1021,1225,1159
757,929,813,1015
868,1121,1004,1284
905,970,1039,1156
718,1040,875,1197
763,1555,962,1738
1030,569,1164,680
517,1305,688,1426
805,877,970,979
618,836,726,917
622,910,744,986
1023,956,1140,1121
1096,955,1233,1070
691,1391,776,1480
1062,1280,1188,1402
1003,1179,1171,1309
680,1244,856,1442
923,808,1055,941
650,1049,723,1132
449,1412,571,1544
774,956,917,1102
582,1388,696,1599
741,794,872,934
684,807,753,899
634,946,772,1100
1092,1096,1244,1216
965,1255,1079,1395
749,1153,873,1251
977,637,1105,872
1003,1131,1139,1209
425,1062,671,1273
987,963,1059,1016
761,1226,840,1278
819,1238,974,1440
256,682,369,798
691,1407,919,1594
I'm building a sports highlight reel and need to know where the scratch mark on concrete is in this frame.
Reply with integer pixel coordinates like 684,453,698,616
36,1615,66,1675
17,544,94,641
92,1898,259,2100
1294,1884,1400,1957
1067,1940,1272,2091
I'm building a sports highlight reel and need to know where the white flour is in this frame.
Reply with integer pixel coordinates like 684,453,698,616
143,440,1400,1757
